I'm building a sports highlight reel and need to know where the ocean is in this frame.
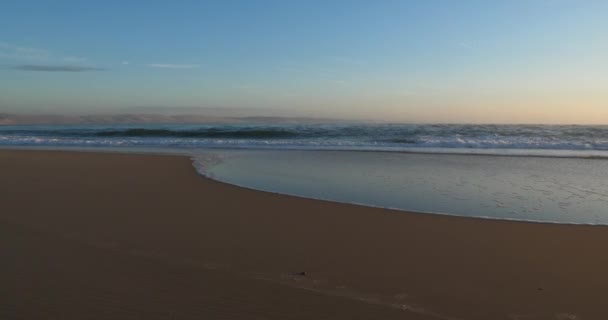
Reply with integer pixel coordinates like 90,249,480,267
3,123,608,224
2,123,608,156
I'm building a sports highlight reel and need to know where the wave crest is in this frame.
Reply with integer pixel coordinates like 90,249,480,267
93,128,300,138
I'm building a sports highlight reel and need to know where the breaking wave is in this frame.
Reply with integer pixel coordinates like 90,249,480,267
2,124,608,157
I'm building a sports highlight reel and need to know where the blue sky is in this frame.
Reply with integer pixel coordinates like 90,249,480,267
1,0,607,123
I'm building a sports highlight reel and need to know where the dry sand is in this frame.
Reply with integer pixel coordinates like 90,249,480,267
2,150,608,320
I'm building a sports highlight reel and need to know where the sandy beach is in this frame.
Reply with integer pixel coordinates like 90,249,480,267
2,149,608,320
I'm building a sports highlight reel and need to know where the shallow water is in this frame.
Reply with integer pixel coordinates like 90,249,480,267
196,150,608,225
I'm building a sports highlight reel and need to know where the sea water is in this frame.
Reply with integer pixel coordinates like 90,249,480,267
195,149,608,225
2,123,608,224
2,123,608,155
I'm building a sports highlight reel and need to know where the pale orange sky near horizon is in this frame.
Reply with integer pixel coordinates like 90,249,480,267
2,1,607,124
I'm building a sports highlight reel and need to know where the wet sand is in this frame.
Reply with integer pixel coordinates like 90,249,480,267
2,149,608,320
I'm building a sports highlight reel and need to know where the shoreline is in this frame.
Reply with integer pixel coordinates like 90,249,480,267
4,146,608,227
4,146,606,226
3,149,608,319
195,159,608,228
3,144,608,160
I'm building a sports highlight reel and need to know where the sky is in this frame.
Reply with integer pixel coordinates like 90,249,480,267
1,0,607,124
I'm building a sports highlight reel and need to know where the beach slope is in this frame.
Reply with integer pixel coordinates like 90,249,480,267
2,150,608,320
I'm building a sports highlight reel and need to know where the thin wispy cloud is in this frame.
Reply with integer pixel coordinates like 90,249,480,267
277,65,308,74
0,41,103,72
147,63,200,69
331,56,368,67
0,42,50,61
63,56,87,63
12,64,105,72
457,42,472,49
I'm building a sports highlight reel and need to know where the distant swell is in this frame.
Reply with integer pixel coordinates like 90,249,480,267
93,128,300,138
